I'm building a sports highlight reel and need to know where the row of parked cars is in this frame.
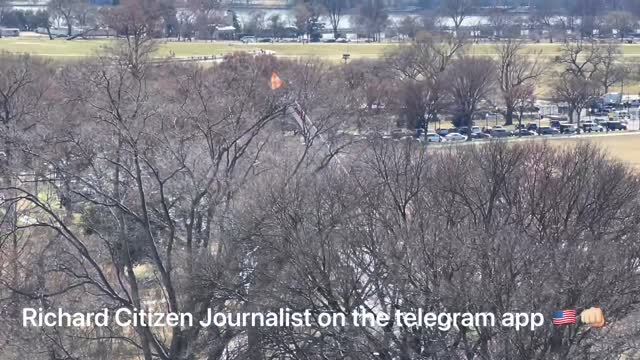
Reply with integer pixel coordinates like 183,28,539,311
421,119,629,142
240,36,350,43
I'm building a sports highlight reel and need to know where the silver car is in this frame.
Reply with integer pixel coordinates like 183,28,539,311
425,132,445,142
445,133,468,141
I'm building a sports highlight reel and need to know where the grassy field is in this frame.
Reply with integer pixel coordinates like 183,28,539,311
7,37,640,60
0,37,396,61
553,133,640,170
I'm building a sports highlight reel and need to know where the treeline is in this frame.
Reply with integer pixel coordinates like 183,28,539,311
348,36,635,132
1,31,640,359
0,9,50,32
5,0,640,41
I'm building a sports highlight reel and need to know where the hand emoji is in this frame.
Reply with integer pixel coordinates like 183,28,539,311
580,307,605,328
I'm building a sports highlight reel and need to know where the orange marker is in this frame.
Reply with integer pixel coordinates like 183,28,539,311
270,72,283,90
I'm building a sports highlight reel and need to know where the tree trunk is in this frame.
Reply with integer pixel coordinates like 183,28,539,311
113,141,154,360
66,16,72,37
567,107,574,124
518,111,523,137
504,105,514,125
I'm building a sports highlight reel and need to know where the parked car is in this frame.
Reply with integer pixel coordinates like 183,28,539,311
527,123,538,132
514,129,537,136
603,121,628,131
582,122,604,132
448,127,460,134
436,128,449,136
458,126,470,135
335,38,348,43
445,133,468,141
240,36,257,43
560,123,578,134
391,128,413,139
470,132,492,140
538,126,560,135
491,128,512,138
550,120,563,129
425,132,445,142
471,126,482,134
400,135,420,142
614,110,630,119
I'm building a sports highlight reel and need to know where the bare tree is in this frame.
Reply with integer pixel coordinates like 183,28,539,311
440,0,474,32
552,72,601,131
594,43,626,93
386,33,463,81
187,0,222,18
394,77,442,129
397,15,421,40
244,11,266,36
533,0,557,42
512,82,536,134
496,39,545,125
488,6,511,39
343,59,394,117
47,0,80,36
72,0,98,29
386,35,463,129
294,0,324,41
101,0,163,77
176,10,196,40
445,56,496,131
0,0,8,24
356,0,389,42
605,10,636,42
323,0,347,38
556,40,602,80
236,139,640,359
267,14,283,39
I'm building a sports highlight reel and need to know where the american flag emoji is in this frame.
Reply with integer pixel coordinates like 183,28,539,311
553,310,577,325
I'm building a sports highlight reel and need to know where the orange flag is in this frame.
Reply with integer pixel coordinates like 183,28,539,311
270,72,283,90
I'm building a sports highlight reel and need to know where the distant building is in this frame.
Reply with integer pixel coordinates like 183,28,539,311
213,25,236,40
